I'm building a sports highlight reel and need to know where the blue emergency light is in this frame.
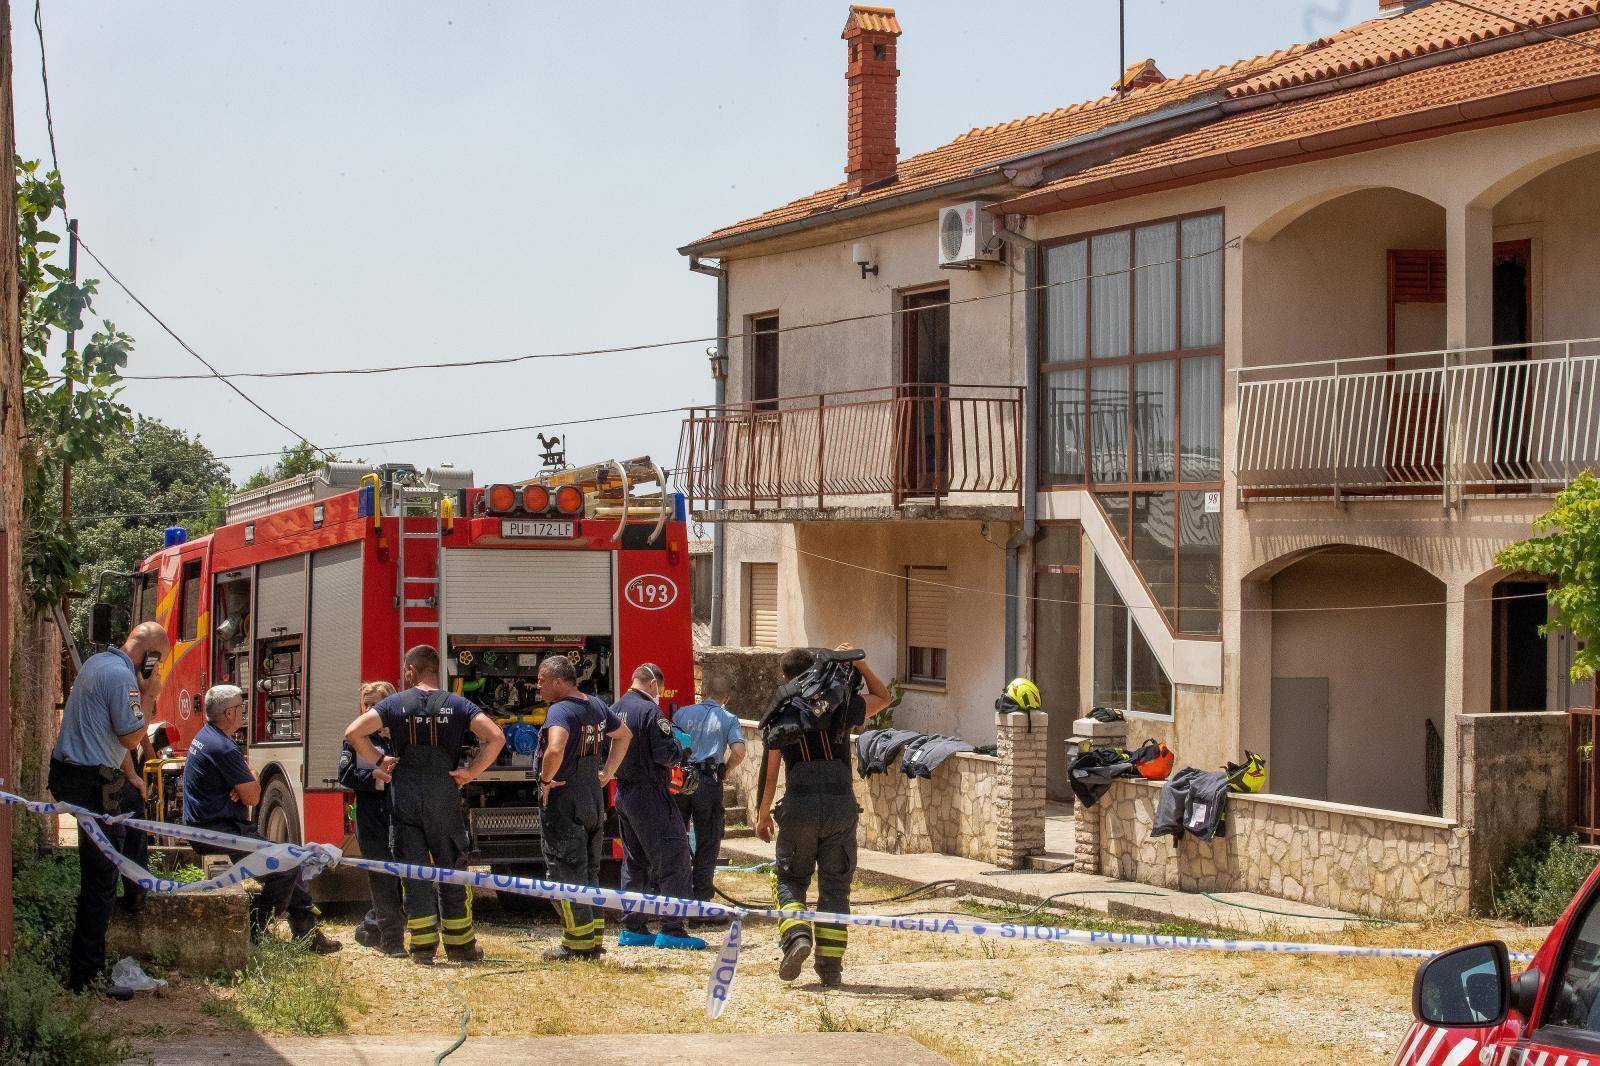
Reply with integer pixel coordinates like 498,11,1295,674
163,526,187,548
673,492,686,522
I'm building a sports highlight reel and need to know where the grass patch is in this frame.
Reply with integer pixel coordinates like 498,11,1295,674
1492,831,1597,925
0,956,138,1066
204,938,357,1035
144,851,204,884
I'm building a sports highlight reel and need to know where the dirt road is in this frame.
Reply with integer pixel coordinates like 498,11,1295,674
108,873,1541,1066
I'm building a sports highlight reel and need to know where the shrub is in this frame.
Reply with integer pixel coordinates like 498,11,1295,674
12,847,79,978
1492,830,1599,925
207,939,351,1035
0,957,134,1066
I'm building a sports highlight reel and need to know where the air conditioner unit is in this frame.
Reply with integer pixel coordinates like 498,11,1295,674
937,201,1001,268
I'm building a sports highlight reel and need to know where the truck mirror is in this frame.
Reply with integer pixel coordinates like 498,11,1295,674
89,602,115,647
1413,940,1511,1028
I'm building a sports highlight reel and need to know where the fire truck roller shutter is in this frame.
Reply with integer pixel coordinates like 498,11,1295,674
307,542,362,788
443,549,613,636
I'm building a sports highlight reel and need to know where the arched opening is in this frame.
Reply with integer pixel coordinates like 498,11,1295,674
1260,545,1445,816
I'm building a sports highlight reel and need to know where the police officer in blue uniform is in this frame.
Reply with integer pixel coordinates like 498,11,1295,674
346,645,505,965
48,622,169,996
337,680,404,956
184,685,341,954
614,663,705,951
535,653,631,961
673,670,747,905
755,644,890,988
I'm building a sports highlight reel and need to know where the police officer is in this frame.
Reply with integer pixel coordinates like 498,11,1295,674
534,653,630,961
346,645,505,965
674,670,746,907
184,685,341,953
338,680,404,956
48,621,169,996
613,663,704,950
754,643,890,988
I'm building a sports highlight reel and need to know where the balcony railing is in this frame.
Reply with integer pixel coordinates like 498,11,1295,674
1234,338,1600,500
678,383,1023,512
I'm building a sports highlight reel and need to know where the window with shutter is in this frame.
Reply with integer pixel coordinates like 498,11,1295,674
905,566,949,686
745,563,778,648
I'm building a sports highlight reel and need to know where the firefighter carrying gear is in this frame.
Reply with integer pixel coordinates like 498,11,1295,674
378,687,484,963
539,693,618,958
772,758,858,982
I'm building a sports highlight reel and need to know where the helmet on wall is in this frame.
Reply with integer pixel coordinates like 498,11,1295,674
1005,677,1042,710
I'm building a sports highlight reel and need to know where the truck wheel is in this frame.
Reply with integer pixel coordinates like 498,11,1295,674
257,776,301,845
489,864,551,919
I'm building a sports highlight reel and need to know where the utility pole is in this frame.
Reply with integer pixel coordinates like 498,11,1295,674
61,217,77,522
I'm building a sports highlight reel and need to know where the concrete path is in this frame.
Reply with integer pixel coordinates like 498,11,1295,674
721,836,1368,937
141,1034,948,1065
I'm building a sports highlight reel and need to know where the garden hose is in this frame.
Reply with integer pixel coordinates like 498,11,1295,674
434,967,531,1064
711,877,963,910
1198,891,1395,926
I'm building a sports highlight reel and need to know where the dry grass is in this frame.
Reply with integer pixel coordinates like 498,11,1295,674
103,870,1548,1066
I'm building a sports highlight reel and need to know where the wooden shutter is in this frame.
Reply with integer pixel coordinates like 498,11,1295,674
1389,250,1445,303
746,564,778,648
905,567,949,650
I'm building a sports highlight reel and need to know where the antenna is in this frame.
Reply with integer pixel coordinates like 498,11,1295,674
1118,0,1127,97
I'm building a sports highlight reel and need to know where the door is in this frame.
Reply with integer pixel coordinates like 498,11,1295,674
1270,677,1329,801
1033,524,1082,803
1491,240,1533,486
899,288,951,499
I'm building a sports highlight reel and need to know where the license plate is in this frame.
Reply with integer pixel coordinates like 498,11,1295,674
500,519,575,539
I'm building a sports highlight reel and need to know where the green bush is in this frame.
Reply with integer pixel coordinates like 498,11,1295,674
0,957,134,1066
12,847,79,978
1492,830,1599,925
206,939,351,1035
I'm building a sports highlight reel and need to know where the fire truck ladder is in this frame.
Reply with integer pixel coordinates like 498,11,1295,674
395,483,450,673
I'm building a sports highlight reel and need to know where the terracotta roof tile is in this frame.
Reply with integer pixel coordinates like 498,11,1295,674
1021,25,1600,206
685,46,1307,249
1229,0,1600,97
843,6,901,36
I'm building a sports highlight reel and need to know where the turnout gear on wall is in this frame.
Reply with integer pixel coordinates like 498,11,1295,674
854,728,921,777
375,688,484,962
900,734,975,778
539,693,618,957
758,648,865,750
1152,767,1230,842
1068,746,1139,808
1226,752,1267,794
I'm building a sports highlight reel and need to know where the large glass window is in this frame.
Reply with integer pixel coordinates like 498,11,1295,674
1041,210,1224,634
1093,560,1173,718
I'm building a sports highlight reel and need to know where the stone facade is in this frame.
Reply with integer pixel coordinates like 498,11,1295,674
995,710,1046,868
1092,711,1568,918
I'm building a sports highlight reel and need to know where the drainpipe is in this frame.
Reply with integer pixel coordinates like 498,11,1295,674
689,254,729,646
994,221,1038,684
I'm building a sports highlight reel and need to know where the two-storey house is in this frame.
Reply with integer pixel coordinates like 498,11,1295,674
678,2,1600,912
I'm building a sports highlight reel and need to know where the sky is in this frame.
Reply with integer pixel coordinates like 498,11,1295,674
12,0,1366,491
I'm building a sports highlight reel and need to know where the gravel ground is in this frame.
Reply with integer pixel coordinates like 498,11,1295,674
107,872,1544,1066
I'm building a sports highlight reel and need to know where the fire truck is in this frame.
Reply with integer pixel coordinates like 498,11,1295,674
102,456,693,881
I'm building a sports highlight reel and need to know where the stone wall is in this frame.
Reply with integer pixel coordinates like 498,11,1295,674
726,719,1001,864
695,646,785,722
1092,710,1567,918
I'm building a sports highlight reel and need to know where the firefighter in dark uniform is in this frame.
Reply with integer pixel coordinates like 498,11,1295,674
535,653,631,961
754,644,890,988
338,680,404,956
613,663,704,950
346,645,504,964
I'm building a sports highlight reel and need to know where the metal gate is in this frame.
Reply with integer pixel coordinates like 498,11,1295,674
1568,675,1600,844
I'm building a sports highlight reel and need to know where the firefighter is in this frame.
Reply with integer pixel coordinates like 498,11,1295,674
338,680,404,956
754,643,890,988
535,653,631,961
614,663,705,950
346,645,505,965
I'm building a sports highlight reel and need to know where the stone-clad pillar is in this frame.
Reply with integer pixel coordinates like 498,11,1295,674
995,709,1047,869
1071,714,1129,875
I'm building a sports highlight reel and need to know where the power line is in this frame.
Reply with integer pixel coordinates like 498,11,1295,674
73,235,333,457
723,524,1554,616
31,0,62,185
1444,0,1600,56
109,239,1239,383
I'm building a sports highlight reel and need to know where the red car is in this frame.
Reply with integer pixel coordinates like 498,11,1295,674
1398,865,1600,1065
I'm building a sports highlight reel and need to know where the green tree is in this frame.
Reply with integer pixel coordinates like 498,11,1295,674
68,415,234,643
1496,471,1600,684
17,160,135,606
239,439,331,491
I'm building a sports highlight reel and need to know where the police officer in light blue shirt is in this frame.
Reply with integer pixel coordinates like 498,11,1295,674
673,671,747,905
47,621,169,996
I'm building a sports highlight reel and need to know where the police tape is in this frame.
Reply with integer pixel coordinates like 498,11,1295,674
0,789,1531,1018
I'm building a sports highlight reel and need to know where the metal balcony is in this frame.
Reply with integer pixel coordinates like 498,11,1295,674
1234,338,1600,502
678,384,1023,516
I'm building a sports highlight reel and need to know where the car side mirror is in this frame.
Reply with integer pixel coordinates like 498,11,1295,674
1414,940,1512,1028
89,602,114,647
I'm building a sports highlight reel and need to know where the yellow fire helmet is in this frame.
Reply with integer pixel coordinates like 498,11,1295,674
1005,677,1042,710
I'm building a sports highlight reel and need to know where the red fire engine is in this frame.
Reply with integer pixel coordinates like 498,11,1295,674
109,457,692,877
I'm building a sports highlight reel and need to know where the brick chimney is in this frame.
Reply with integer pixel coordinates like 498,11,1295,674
842,5,902,193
